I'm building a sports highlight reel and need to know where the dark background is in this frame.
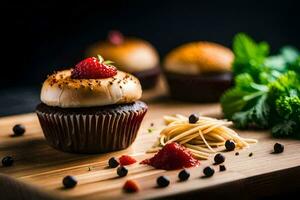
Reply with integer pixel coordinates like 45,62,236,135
1,0,300,115
1,2,299,198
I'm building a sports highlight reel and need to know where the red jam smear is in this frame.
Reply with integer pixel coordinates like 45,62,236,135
119,155,137,166
141,142,200,170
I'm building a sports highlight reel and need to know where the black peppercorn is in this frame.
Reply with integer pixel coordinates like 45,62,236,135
2,156,14,167
214,153,225,164
178,169,190,181
13,124,25,136
274,143,284,153
235,152,239,156
203,166,215,177
108,157,119,168
189,114,199,124
249,152,253,157
62,176,77,188
157,176,170,187
225,140,235,151
219,165,226,172
117,166,128,177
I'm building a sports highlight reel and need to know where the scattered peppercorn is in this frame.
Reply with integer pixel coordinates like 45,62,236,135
203,166,215,177
117,166,128,177
225,140,235,151
123,180,140,193
13,124,25,136
157,176,170,187
214,153,225,164
274,143,284,154
150,123,154,127
219,165,226,172
249,152,253,157
2,156,14,167
235,152,239,156
108,157,119,168
62,176,77,188
189,114,199,124
178,169,190,181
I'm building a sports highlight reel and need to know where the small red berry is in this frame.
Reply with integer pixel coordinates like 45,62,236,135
119,155,137,166
123,180,140,193
71,56,117,79
108,30,124,45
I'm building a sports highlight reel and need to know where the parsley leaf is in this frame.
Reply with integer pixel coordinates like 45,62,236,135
221,33,300,138
232,33,269,80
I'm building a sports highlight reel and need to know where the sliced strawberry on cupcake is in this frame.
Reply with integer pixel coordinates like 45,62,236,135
71,55,117,79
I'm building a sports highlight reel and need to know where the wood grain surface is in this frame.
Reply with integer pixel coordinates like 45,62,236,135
1,103,300,200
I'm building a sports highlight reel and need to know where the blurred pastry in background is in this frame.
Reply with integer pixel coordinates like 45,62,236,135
163,42,234,102
86,31,160,90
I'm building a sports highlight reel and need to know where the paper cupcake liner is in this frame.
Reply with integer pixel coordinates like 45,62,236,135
36,102,147,153
165,71,233,102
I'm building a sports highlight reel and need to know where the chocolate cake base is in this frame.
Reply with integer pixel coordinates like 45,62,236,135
133,66,160,90
36,101,147,153
165,71,233,102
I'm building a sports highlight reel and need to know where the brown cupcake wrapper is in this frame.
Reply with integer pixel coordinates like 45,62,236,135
133,66,161,90
164,71,233,102
36,104,147,153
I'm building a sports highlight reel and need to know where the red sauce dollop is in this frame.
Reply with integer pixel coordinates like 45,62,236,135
141,142,200,170
119,155,137,166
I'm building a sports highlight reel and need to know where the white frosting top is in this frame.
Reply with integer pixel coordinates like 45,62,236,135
41,70,142,108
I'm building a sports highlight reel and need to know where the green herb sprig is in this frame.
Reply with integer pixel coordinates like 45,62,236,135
221,33,300,138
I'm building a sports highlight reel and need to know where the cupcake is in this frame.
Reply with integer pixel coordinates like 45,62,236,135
86,31,160,90
36,55,148,153
163,42,234,102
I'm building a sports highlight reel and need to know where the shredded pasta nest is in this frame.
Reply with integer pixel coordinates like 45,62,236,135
147,114,257,160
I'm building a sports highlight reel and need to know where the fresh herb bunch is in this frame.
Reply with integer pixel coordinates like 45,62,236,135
221,33,300,138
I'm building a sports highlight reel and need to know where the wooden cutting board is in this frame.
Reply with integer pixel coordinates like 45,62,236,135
1,103,300,200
